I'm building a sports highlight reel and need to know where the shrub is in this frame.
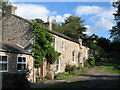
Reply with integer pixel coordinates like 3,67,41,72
65,64,77,74
54,72,74,79
88,57,95,66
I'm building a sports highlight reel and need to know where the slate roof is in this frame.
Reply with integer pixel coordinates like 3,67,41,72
48,30,79,44
0,42,31,54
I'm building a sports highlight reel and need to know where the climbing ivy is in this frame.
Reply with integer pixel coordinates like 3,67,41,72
32,19,61,68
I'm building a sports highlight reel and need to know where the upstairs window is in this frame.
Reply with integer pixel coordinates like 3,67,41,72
17,56,27,71
0,55,8,72
62,42,65,50
72,51,76,62
52,37,56,51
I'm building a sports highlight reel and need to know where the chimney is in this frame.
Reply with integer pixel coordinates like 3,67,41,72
79,38,82,48
49,22,52,31
47,17,52,31
6,5,17,16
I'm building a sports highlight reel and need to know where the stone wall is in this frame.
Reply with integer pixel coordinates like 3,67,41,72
52,34,80,73
2,15,33,48
0,52,34,82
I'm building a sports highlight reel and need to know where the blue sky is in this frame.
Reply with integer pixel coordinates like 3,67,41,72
11,1,116,39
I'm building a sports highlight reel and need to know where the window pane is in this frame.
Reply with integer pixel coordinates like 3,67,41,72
0,64,2,70
22,64,27,70
56,65,59,71
2,56,7,62
56,59,59,64
2,64,7,70
0,63,7,70
17,64,22,70
0,56,1,61
18,57,22,62
22,57,26,62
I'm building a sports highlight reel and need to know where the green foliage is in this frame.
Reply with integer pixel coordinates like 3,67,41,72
0,0,11,19
62,16,86,39
65,64,80,74
32,19,60,68
53,16,87,40
110,1,120,41
96,66,120,74
54,72,75,79
88,57,95,66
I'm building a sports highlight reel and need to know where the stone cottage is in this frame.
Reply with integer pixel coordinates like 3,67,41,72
1,5,90,83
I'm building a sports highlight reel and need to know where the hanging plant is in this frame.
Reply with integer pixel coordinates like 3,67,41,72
32,19,60,68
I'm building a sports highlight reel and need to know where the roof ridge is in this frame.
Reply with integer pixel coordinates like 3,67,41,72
11,14,32,24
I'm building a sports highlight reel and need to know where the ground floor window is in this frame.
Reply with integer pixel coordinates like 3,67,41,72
17,56,27,71
0,54,8,72
72,51,76,62
56,59,60,72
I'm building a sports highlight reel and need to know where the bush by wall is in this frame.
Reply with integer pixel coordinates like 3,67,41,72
65,64,78,74
88,57,95,66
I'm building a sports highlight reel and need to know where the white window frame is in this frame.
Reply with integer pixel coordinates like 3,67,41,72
17,56,27,71
0,54,8,72
62,41,65,50
72,51,76,63
56,59,60,73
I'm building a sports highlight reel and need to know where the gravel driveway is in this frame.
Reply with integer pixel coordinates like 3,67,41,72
31,67,120,88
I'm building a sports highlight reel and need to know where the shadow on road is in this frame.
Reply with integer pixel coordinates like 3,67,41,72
80,74,120,78
42,74,120,88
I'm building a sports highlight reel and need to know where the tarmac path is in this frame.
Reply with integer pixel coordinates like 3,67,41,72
31,67,120,88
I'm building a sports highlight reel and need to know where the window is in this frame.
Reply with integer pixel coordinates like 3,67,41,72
56,59,60,72
62,42,65,50
72,51,76,62
0,55,8,72
17,56,27,71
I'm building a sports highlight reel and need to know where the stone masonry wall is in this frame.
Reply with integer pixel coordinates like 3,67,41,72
52,34,80,73
2,15,33,48
0,52,34,82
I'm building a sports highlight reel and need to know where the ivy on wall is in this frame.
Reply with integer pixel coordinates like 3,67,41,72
32,19,60,68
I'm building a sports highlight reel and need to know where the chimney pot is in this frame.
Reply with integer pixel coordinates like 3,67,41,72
6,5,17,16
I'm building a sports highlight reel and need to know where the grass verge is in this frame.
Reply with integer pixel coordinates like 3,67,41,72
96,66,120,74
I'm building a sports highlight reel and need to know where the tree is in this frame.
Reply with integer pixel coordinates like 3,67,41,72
32,19,60,68
53,16,87,40
62,16,87,40
0,0,11,19
110,1,120,41
52,22,63,34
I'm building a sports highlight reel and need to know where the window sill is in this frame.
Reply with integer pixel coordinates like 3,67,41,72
72,61,76,64
55,70,60,73
0,71,8,72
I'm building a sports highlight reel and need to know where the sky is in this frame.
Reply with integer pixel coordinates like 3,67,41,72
10,0,117,39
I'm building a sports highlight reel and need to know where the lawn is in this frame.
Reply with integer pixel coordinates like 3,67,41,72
96,66,120,74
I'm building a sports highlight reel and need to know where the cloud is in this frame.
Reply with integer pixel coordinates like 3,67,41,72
55,15,65,22
13,3,71,23
83,25,92,34
63,14,71,18
49,14,71,23
75,5,115,36
13,4,51,22
10,0,113,2
75,6,102,16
